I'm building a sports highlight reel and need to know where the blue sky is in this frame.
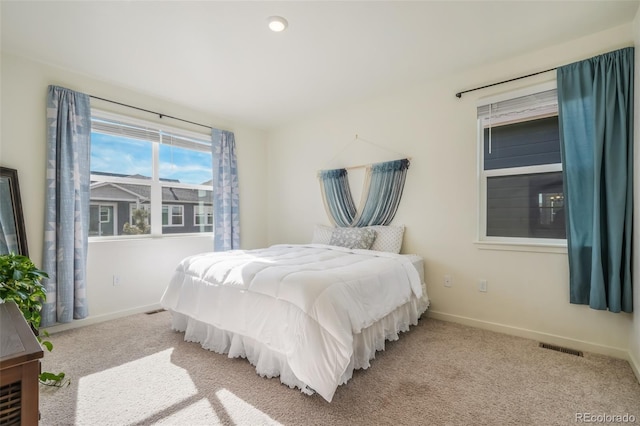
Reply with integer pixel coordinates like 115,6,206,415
91,133,212,185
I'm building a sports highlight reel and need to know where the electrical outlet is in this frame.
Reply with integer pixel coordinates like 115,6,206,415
479,279,488,292
113,275,121,286
444,275,453,288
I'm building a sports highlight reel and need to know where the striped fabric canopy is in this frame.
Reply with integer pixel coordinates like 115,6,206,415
318,159,409,227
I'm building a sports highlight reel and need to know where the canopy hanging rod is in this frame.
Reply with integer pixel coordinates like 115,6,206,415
455,67,557,99
89,95,213,130
343,157,413,171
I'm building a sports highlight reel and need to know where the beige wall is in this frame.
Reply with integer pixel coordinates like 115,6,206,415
267,24,636,358
0,52,269,327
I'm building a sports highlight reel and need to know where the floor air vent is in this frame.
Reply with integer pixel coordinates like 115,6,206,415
539,342,583,357
145,309,166,315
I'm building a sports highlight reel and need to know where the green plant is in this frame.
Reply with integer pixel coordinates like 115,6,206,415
0,252,69,387
123,208,151,235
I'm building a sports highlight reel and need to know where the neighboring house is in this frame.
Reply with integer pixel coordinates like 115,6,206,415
89,173,213,236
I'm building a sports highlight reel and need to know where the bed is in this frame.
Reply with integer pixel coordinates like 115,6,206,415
160,228,429,402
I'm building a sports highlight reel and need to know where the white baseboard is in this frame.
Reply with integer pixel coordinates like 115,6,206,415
43,303,163,335
629,348,640,384
427,310,629,360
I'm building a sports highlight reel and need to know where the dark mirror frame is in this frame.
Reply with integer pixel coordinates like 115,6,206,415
0,166,29,257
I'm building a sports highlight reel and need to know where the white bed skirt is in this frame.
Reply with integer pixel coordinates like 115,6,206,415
169,294,429,398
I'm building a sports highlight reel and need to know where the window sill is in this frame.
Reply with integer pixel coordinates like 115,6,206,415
474,240,567,254
89,233,213,243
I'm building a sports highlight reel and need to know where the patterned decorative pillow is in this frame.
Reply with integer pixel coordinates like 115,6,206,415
311,224,334,244
329,227,377,250
365,225,405,253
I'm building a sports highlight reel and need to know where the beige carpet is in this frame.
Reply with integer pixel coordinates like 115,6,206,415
39,311,640,426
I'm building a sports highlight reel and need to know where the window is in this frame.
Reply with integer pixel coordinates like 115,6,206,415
89,203,116,236
126,203,151,235
90,111,213,238
194,205,214,226
128,203,151,225
99,206,111,223
478,84,565,244
162,205,184,226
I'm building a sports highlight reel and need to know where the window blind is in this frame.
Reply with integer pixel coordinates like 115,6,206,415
91,117,161,143
478,89,558,127
91,117,211,152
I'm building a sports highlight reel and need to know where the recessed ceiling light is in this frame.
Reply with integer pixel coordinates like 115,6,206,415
267,16,288,32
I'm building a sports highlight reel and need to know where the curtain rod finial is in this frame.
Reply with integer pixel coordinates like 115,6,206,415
455,93,462,99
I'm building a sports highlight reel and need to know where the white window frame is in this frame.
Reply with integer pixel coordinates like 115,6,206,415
99,206,111,224
89,109,213,240
90,202,117,237
162,204,184,227
476,81,567,252
194,205,214,226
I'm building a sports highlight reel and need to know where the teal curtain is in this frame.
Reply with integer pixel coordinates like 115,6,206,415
318,168,357,227
353,159,409,226
557,47,634,313
42,86,91,326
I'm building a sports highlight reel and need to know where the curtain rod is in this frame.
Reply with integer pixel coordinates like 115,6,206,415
89,95,213,130
455,67,557,99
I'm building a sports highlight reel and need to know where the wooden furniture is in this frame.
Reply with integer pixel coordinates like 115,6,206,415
0,302,43,425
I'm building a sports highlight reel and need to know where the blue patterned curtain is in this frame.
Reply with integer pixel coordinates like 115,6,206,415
319,159,410,227
212,129,240,251
557,47,634,313
42,86,91,326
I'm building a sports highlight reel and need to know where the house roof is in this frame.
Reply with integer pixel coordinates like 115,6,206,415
91,182,212,204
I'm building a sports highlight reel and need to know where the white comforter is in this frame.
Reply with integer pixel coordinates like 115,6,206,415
160,244,424,402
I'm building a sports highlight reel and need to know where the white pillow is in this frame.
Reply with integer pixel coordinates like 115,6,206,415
365,225,405,254
329,227,377,250
313,224,404,253
311,224,334,244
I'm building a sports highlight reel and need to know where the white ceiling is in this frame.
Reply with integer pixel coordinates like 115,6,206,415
1,1,638,129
